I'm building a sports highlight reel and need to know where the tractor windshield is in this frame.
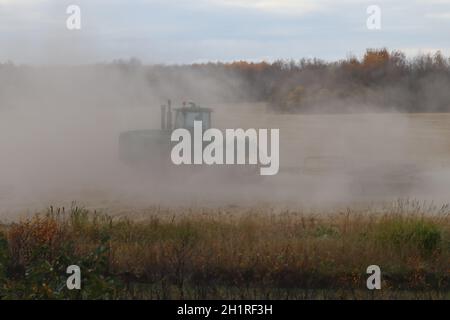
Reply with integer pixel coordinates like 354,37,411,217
176,111,211,130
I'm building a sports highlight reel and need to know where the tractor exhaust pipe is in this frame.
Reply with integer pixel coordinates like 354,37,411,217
161,105,167,130
167,99,173,131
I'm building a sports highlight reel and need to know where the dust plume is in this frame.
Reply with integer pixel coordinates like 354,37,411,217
0,57,450,218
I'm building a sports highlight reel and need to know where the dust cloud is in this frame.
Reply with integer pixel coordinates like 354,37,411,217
0,63,449,218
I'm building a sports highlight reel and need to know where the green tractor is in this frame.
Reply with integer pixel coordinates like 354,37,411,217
119,100,263,182
119,100,212,170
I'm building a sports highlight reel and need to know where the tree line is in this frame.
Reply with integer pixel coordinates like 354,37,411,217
136,48,450,113
2,48,450,113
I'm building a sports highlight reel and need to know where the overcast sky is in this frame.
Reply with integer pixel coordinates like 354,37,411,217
1,0,450,64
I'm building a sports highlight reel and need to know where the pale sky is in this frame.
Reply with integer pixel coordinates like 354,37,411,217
1,0,450,64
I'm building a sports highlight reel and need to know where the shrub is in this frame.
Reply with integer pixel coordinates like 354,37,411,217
375,218,442,256
0,215,123,300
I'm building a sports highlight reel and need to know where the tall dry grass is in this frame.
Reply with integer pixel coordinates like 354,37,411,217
0,200,449,299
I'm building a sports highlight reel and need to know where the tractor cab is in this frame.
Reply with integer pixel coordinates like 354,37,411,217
174,102,212,131
119,100,212,166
